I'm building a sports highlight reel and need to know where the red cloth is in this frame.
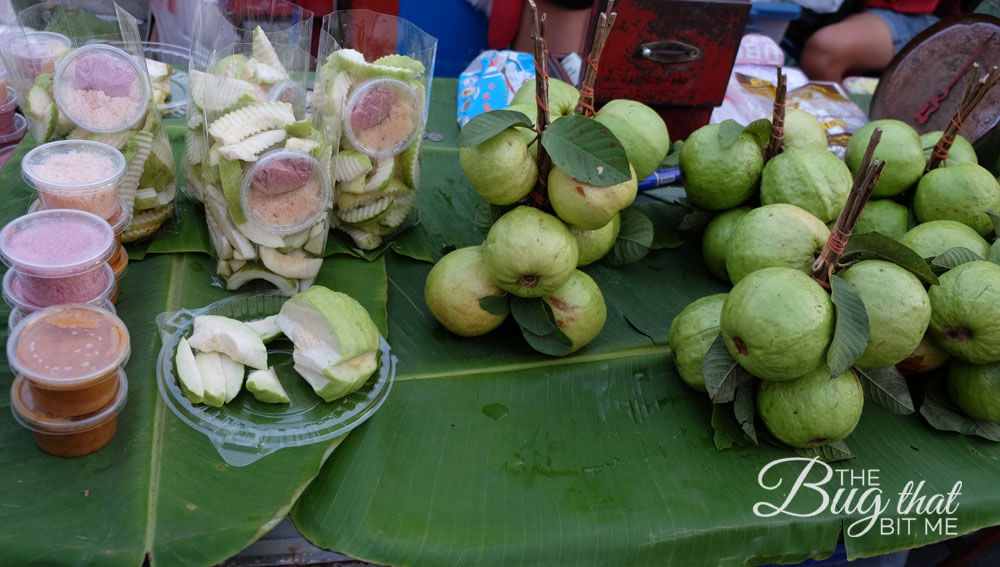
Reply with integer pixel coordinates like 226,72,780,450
865,0,940,14
488,0,522,49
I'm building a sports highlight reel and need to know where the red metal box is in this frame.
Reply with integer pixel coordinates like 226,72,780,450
587,0,750,138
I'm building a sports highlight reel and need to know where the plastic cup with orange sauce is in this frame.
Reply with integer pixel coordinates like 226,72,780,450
10,372,128,458
7,303,131,418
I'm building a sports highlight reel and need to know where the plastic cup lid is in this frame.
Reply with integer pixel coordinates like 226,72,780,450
0,209,116,276
7,303,130,387
267,80,307,120
4,31,71,60
22,139,126,194
106,198,132,233
343,77,423,159
53,44,150,133
240,149,331,235
0,113,28,145
28,196,130,230
0,86,17,111
8,296,116,330
11,370,128,434
3,262,116,310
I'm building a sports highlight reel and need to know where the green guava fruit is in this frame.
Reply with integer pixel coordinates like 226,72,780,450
760,147,853,223
913,162,1000,236
277,286,381,401
846,119,924,197
899,220,990,259
990,240,1000,264
594,99,670,179
720,267,834,381
511,78,579,117
668,293,727,392
947,360,1000,422
543,269,607,354
757,366,864,448
854,199,910,240
424,246,508,337
920,131,978,166
928,260,1000,364
896,333,952,375
702,207,751,281
571,214,620,266
776,108,828,151
482,206,578,298
245,367,290,404
547,163,638,230
679,123,763,210
725,203,830,284
840,260,931,368
459,127,537,205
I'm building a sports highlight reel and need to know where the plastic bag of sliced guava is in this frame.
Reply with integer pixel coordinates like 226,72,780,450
182,0,334,295
1,0,177,243
313,10,437,251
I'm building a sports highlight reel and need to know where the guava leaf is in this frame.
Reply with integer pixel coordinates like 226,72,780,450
987,209,1000,236
795,441,855,463
479,294,510,316
520,326,575,357
474,201,513,237
931,247,983,270
457,109,533,147
677,207,714,233
635,201,686,249
840,232,939,285
855,366,915,415
661,140,682,168
702,334,755,404
541,114,631,187
716,119,745,149
733,382,759,445
509,296,558,336
919,379,1000,442
711,403,744,451
605,207,654,265
827,275,870,377
743,118,772,150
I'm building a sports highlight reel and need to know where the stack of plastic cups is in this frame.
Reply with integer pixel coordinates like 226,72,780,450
21,141,130,298
0,209,120,326
0,68,28,168
7,303,130,457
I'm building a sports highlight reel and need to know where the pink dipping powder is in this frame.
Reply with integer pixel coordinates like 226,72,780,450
0,209,115,279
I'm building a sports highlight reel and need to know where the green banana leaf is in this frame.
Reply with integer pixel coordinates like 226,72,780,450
288,80,1000,565
0,136,389,564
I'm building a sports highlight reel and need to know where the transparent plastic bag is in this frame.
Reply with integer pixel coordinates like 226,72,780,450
1,1,177,243
313,9,437,251
182,1,335,295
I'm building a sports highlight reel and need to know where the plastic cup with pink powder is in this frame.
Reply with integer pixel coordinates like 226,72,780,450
22,140,126,219
241,150,331,235
0,209,116,306
343,77,423,159
1,31,71,90
54,44,149,133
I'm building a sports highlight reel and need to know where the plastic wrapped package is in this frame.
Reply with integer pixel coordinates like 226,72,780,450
0,1,177,242
313,10,437,251
183,0,332,295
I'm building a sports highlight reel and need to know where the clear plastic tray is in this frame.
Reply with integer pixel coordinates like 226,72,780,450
155,291,395,466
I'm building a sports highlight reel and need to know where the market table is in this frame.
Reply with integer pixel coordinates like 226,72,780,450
1,78,999,567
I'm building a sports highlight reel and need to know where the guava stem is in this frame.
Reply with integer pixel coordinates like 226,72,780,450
763,69,786,163
811,129,884,284
943,326,973,343
518,275,540,288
